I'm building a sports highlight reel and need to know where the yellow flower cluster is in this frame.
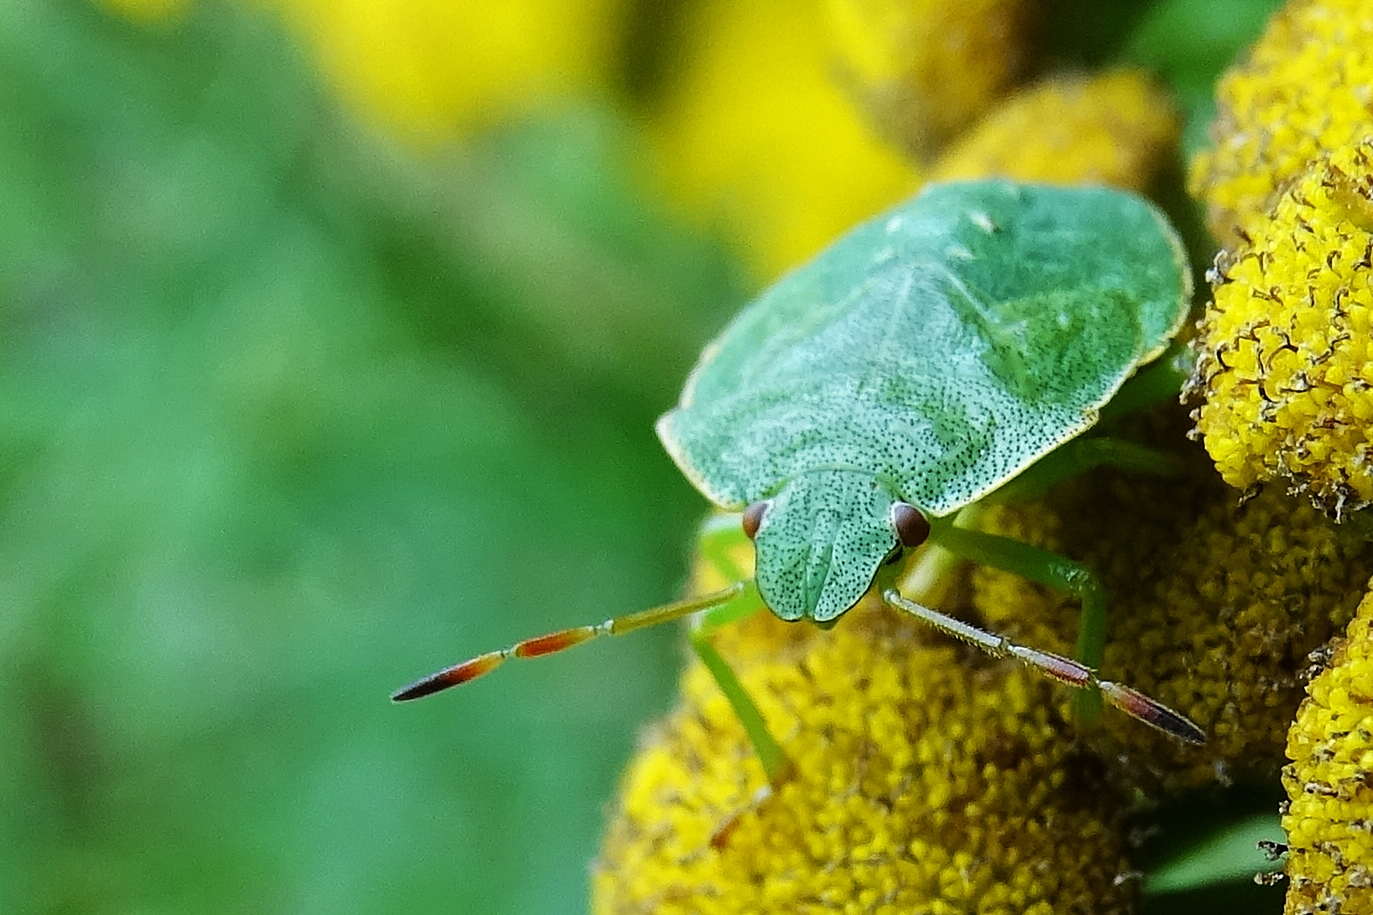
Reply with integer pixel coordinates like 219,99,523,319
1281,581,1373,915
932,70,1181,193
593,415,1373,908
1191,140,1373,517
823,0,1035,159
592,605,1136,915
1188,0,1373,244
971,419,1373,786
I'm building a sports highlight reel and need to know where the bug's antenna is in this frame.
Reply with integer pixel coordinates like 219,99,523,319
881,588,1206,745
392,582,747,702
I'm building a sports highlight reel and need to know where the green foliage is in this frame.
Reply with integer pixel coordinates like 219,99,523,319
1147,814,1285,894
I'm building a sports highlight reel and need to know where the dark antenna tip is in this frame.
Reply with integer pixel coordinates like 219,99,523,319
391,650,507,703
390,675,447,703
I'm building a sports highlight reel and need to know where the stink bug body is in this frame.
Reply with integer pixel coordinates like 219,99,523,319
396,180,1205,752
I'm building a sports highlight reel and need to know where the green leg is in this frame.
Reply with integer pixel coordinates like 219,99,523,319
688,516,793,786
689,595,792,785
928,520,1109,724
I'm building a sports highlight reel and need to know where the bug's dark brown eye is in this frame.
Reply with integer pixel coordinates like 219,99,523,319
890,502,931,548
742,500,770,540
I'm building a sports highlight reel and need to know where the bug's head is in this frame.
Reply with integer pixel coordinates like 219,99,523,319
742,469,930,623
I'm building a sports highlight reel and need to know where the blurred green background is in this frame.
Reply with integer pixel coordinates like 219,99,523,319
0,2,751,912
0,0,1289,912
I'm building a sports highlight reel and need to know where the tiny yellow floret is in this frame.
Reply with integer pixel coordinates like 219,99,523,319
1281,579,1373,915
1192,140,1373,517
1188,0,1373,243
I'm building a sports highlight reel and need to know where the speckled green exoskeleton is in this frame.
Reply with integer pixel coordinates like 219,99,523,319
394,180,1206,777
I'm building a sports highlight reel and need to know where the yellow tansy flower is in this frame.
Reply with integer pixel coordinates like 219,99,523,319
1281,579,1373,915
931,70,1181,193
593,604,1137,915
1192,140,1373,517
970,413,1373,785
1188,0,1373,244
823,0,1035,159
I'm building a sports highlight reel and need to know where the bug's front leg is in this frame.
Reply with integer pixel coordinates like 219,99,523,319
916,519,1203,744
880,584,1204,745
929,521,1109,673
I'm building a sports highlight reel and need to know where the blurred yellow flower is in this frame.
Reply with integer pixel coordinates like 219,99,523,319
642,0,919,281
1189,0,1373,244
823,0,1035,159
932,69,1180,193
1192,140,1373,517
260,0,630,142
593,603,1137,915
1281,579,1373,915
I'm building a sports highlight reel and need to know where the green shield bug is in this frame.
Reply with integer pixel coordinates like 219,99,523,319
395,179,1205,766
